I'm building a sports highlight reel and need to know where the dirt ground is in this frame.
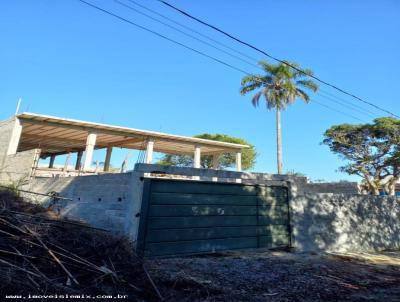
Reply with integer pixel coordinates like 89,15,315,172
147,250,400,302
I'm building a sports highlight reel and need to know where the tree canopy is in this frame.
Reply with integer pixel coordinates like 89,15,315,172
157,134,257,170
240,60,319,110
323,117,400,195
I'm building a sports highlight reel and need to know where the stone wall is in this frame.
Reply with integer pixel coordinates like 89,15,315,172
304,182,359,194
22,172,145,242
290,193,400,252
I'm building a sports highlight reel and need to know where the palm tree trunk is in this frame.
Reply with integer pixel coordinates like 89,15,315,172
276,108,283,174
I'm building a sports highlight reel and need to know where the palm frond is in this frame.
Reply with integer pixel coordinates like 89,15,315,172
292,67,314,78
296,79,319,92
240,82,262,95
251,90,263,107
296,88,311,103
258,61,277,74
240,74,263,85
240,60,317,111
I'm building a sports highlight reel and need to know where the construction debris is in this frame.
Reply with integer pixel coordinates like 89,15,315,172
0,189,161,301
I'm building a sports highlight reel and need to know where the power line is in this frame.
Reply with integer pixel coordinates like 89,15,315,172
117,0,381,118
123,0,259,63
312,99,367,123
78,0,251,75
319,89,379,116
157,0,399,119
114,0,259,69
317,92,376,118
77,0,370,123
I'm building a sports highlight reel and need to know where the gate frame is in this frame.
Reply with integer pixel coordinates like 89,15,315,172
136,178,292,258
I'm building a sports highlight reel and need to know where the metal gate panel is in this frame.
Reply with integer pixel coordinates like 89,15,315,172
137,179,290,257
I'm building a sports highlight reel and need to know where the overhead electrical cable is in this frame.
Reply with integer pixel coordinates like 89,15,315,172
312,99,367,123
157,0,399,119
317,93,376,118
78,0,251,75
114,0,259,68
78,0,368,122
319,89,379,116
124,0,259,62
116,0,382,118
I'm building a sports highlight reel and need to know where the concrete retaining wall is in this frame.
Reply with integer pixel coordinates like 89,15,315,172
291,193,400,252
22,172,145,242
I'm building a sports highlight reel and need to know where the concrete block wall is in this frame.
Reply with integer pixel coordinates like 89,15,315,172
290,193,400,252
0,149,40,185
0,117,39,185
22,172,145,242
0,118,15,162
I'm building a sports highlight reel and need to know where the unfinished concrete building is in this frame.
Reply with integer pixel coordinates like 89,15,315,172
0,113,246,181
2,113,397,257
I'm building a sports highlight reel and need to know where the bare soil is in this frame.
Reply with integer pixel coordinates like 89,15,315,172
147,249,400,302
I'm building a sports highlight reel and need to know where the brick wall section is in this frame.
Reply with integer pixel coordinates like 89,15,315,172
22,172,144,242
290,193,400,252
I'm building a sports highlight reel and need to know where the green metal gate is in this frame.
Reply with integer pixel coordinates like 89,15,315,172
136,178,290,257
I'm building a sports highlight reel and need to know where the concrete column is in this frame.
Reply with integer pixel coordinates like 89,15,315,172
193,145,201,168
144,139,154,164
82,132,97,171
7,118,22,155
49,155,56,168
75,151,83,170
212,153,221,170
236,152,242,172
104,147,112,171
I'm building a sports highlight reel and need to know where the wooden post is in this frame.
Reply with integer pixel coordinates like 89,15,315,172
104,147,112,171
75,151,83,170
49,154,56,168
63,153,71,172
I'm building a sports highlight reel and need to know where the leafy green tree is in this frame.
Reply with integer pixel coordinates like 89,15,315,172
240,60,318,174
323,117,400,195
158,134,256,170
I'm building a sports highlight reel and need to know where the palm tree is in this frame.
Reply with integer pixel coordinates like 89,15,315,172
240,61,319,174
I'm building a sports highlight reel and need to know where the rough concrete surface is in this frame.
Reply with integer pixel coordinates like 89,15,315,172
147,250,400,302
21,172,144,241
291,193,400,252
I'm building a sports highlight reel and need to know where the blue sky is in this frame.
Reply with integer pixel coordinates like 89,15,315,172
1,0,399,181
